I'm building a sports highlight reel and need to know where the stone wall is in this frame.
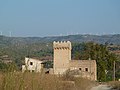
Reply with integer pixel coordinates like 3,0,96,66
69,60,97,80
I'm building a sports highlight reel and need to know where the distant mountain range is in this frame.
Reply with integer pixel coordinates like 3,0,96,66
0,34,120,45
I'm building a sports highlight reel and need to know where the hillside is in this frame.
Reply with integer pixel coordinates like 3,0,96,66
1,34,120,45
0,34,120,66
0,34,120,81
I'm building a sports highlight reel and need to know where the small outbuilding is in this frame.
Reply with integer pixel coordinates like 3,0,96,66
22,57,43,72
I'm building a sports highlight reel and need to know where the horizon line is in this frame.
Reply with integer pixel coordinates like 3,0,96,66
0,33,120,38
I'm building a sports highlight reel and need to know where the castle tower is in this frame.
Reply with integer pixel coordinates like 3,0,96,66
53,41,71,74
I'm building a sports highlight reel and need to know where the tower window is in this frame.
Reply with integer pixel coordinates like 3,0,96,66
85,68,88,72
30,62,33,65
32,70,34,72
79,68,81,70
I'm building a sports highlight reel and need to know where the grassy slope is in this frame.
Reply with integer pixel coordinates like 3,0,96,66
0,72,97,90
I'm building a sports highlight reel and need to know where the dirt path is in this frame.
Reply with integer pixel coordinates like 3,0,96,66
90,85,112,90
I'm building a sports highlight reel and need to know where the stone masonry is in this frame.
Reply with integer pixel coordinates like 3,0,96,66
53,41,97,81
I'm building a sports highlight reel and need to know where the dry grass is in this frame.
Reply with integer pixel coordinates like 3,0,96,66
0,72,96,90
108,81,120,90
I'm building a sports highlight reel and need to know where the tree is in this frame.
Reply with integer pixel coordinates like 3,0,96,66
72,42,117,81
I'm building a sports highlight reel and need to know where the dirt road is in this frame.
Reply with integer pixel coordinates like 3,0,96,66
91,85,112,90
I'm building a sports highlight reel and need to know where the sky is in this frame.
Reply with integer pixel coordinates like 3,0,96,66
0,0,120,37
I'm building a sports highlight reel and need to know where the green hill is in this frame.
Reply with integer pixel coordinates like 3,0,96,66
0,34,120,67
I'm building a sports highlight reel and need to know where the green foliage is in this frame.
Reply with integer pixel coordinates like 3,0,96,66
72,42,118,82
43,61,53,68
0,62,18,72
0,41,53,69
0,62,8,72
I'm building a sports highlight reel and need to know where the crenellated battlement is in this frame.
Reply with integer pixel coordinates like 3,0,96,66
53,41,71,50
53,41,71,43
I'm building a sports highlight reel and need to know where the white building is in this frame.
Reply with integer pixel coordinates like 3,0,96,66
22,57,43,72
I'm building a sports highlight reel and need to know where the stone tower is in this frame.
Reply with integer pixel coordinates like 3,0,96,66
53,41,71,74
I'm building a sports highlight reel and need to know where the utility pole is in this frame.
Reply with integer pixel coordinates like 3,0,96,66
113,60,115,81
